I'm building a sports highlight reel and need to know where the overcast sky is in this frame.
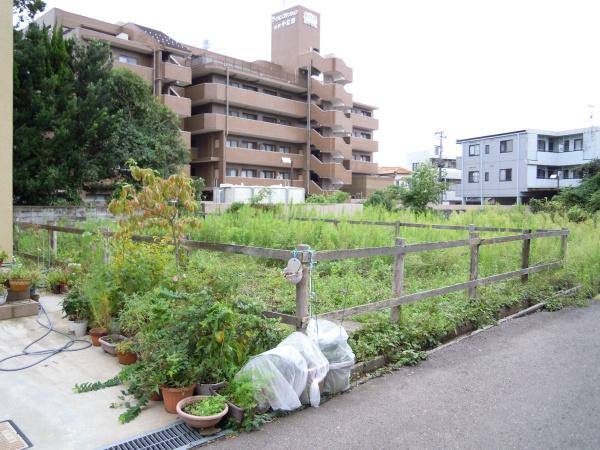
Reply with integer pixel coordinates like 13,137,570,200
40,0,600,166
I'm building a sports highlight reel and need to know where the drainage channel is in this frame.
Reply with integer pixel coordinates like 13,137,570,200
96,420,231,450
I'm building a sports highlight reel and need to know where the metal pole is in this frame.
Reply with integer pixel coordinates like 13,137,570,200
295,244,310,330
305,63,312,194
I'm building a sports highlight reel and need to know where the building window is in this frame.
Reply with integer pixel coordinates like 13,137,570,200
360,155,371,162
360,132,371,139
563,140,570,152
241,169,256,178
226,139,238,148
242,84,258,92
484,145,490,154
280,93,292,99
499,168,512,181
537,139,546,151
277,172,290,180
263,116,277,123
575,169,583,179
412,162,420,171
574,138,583,150
537,167,546,179
468,144,480,156
484,172,489,182
562,169,570,179
468,171,480,183
228,81,241,88
259,143,276,152
229,110,240,117
260,170,275,179
279,146,290,153
242,141,257,149
549,141,554,152
226,168,238,177
242,113,257,120
263,89,277,96
500,140,513,153
279,119,292,126
118,54,138,65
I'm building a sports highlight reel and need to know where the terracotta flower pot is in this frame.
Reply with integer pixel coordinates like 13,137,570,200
8,279,32,292
90,327,108,346
161,385,196,414
176,396,229,429
150,391,163,402
117,351,138,365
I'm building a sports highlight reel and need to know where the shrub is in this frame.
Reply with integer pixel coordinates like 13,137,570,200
567,205,589,223
305,191,350,204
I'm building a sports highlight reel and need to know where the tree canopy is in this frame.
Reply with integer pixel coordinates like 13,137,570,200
13,24,189,204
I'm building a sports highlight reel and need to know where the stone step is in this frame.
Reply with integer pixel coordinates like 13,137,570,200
0,300,39,320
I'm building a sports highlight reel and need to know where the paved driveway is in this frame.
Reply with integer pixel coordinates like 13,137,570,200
213,302,600,450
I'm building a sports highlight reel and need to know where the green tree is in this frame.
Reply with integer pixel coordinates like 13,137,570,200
397,163,448,214
13,0,46,26
555,159,600,213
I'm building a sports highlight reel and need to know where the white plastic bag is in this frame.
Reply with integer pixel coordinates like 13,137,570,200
279,332,329,407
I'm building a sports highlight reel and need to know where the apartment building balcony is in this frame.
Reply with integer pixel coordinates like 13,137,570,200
528,178,580,190
180,130,191,149
112,60,153,84
160,94,191,117
160,61,191,85
310,155,352,185
311,79,352,108
533,151,586,166
350,113,379,131
225,147,304,169
185,113,306,143
351,136,379,153
311,129,352,160
299,50,353,84
345,159,378,174
310,104,352,132
224,176,303,188
186,83,306,118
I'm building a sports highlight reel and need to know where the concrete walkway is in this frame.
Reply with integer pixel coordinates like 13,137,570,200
0,294,176,450
213,302,600,450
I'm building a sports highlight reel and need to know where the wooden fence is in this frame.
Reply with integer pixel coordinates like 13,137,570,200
13,220,569,330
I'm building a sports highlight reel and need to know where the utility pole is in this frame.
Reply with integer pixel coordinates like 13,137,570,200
434,130,447,203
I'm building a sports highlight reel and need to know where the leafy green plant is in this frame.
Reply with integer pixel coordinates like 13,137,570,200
0,250,8,262
73,375,121,393
116,339,135,354
223,373,259,410
61,287,91,321
183,395,227,416
46,267,70,289
305,191,350,204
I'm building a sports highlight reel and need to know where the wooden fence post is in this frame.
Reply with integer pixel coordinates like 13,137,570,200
390,237,405,323
521,228,531,282
295,243,310,330
468,224,479,300
49,222,57,265
394,221,400,237
560,228,568,262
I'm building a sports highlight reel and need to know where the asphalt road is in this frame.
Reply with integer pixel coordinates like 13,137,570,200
213,302,600,450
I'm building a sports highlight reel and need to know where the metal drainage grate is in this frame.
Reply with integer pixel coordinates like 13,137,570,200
0,420,33,450
98,420,230,450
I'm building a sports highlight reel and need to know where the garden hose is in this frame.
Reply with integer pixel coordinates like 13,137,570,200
0,301,91,371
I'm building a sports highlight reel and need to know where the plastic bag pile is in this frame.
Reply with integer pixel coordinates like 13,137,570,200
236,319,355,411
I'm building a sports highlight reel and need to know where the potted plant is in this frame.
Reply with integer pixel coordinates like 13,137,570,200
176,395,228,429
29,269,43,301
62,288,91,337
7,265,34,293
47,267,71,294
210,373,263,423
116,339,138,365
155,349,200,414
99,334,126,356
0,250,8,266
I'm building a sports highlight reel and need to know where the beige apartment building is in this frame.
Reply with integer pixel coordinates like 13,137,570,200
37,5,382,198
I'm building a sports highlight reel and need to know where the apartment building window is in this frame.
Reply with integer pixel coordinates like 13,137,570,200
242,113,258,120
468,144,480,156
412,162,419,170
229,110,240,117
259,143,276,152
499,168,512,181
484,145,490,154
226,139,238,148
468,171,480,183
280,93,292,99
500,140,513,153
563,140,570,152
118,54,138,65
575,169,583,179
279,119,292,126
277,172,291,180
537,140,546,151
226,168,238,177
241,169,256,178
278,146,290,153
242,141,257,149
263,116,277,123
260,170,276,179
537,167,546,179
563,169,570,179
263,89,278,96
228,81,241,88
360,132,372,139
360,155,371,162
548,141,554,152
574,138,583,150
242,84,258,92
484,172,489,182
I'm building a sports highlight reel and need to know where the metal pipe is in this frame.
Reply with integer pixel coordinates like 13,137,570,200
516,133,521,205
305,63,312,194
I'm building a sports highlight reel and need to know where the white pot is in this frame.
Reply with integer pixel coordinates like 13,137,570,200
73,320,88,338
68,320,75,332
0,292,6,305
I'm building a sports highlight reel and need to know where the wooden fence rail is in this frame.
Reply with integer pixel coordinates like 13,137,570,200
13,221,569,329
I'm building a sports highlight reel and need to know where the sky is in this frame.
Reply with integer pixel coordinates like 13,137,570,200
39,0,600,166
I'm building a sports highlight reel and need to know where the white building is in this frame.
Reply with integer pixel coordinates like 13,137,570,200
406,150,462,204
457,127,600,205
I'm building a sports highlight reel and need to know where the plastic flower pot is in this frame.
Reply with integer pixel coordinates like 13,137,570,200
72,320,88,338
0,291,7,306
99,334,125,355
209,382,246,423
117,351,137,365
161,385,196,414
89,327,108,346
176,396,229,429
